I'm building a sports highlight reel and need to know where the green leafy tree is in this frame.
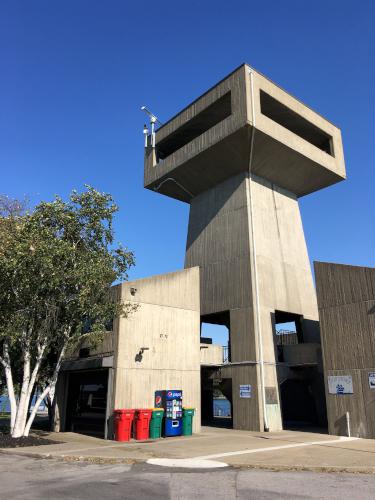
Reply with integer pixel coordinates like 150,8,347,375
0,187,135,437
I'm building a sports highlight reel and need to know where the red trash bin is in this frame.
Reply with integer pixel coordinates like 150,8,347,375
114,409,135,442
134,409,153,440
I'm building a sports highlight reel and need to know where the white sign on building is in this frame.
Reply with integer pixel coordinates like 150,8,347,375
369,373,375,389
239,384,251,398
328,375,353,395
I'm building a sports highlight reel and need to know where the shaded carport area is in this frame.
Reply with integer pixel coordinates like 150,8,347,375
55,355,114,439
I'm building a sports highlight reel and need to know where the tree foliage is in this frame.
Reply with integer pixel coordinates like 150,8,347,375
0,187,135,437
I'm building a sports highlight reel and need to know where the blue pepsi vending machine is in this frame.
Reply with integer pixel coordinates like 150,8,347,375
155,390,183,437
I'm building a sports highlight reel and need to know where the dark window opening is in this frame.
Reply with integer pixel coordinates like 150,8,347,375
260,90,334,156
79,348,90,358
201,311,231,364
157,92,232,160
274,310,303,362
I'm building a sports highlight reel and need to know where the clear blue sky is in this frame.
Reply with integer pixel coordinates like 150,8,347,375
1,0,374,297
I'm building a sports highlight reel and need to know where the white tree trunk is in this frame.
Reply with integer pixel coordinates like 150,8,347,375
12,345,31,438
2,331,69,438
23,385,51,437
3,338,48,438
1,343,17,432
23,342,67,437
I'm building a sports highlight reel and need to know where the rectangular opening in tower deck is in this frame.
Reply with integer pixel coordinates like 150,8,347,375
274,310,303,362
157,92,232,160
260,90,334,156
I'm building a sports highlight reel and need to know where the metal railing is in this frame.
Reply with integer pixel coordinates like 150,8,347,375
275,329,299,346
223,346,230,364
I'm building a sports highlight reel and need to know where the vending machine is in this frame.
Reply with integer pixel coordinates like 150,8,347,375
155,390,183,437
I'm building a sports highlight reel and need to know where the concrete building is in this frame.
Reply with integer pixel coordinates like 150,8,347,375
144,64,345,432
315,262,375,438
56,268,206,437
55,64,347,438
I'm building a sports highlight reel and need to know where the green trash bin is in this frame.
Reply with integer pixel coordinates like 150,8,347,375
182,407,195,436
149,408,164,439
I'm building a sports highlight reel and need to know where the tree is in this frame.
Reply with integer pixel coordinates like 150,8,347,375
0,187,135,437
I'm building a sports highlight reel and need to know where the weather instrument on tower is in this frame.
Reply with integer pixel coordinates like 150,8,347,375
141,106,162,148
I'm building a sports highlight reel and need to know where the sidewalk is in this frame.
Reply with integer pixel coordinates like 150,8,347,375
2,427,375,473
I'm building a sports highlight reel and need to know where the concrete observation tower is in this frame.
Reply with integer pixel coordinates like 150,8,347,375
143,65,346,432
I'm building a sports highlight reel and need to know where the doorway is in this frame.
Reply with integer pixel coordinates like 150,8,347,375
280,377,318,428
273,310,327,432
65,369,108,438
213,378,232,427
201,367,233,428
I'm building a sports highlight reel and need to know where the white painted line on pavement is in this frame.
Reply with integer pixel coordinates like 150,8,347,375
194,436,360,460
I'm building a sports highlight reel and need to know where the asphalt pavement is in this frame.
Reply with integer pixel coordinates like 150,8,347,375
1,454,374,500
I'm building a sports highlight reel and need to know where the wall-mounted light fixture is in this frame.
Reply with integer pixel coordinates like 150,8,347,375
135,346,149,362
130,287,137,296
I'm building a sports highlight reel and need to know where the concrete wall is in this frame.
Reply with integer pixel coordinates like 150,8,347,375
282,344,321,366
185,170,321,431
185,172,262,430
315,262,375,438
200,344,223,365
112,267,201,433
252,175,320,430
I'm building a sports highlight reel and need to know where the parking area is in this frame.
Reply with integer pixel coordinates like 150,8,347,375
2,453,375,500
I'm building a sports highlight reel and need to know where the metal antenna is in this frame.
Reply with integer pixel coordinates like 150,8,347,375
141,106,162,148
143,124,149,148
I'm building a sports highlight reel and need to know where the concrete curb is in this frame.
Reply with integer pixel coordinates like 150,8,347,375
0,448,140,465
1,448,375,474
232,463,375,475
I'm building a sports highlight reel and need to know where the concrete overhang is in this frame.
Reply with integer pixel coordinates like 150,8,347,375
144,64,346,202
61,355,114,371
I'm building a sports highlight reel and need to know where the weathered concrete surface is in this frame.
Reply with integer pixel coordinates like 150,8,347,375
185,170,323,432
3,427,375,473
144,64,346,201
315,261,375,439
114,267,201,434
1,454,375,500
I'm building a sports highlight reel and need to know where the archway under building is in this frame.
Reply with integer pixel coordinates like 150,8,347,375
200,312,233,428
280,375,318,428
273,310,328,432
201,366,233,428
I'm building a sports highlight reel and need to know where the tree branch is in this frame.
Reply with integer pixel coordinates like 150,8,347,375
24,339,68,436
24,385,51,437
26,339,47,403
